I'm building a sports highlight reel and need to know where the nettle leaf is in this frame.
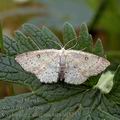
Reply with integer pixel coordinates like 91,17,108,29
93,38,105,57
0,55,40,91
0,22,119,119
77,23,93,52
41,26,63,49
15,31,39,53
109,66,120,103
3,36,19,56
0,87,120,119
21,24,62,49
63,22,77,49
63,23,105,57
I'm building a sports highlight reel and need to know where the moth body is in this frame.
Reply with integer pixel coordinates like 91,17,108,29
59,48,66,81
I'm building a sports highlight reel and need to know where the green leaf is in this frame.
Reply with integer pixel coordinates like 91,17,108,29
3,34,37,56
63,22,77,49
0,87,120,119
109,66,120,103
3,36,19,56
15,31,39,53
41,26,63,49
93,38,105,57
21,24,62,49
0,23,4,52
0,55,40,91
77,23,93,52
0,22,118,119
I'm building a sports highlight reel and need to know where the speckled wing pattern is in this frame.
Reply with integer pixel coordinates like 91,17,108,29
15,50,60,83
64,50,110,84
15,49,110,85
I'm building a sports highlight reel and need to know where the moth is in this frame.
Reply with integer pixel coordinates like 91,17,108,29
15,47,110,85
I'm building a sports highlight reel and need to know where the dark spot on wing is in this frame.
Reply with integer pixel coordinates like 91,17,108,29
25,52,28,56
37,54,41,58
85,56,89,60
74,66,77,68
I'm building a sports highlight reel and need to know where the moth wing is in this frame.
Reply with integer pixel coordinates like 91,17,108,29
64,50,110,85
15,50,60,83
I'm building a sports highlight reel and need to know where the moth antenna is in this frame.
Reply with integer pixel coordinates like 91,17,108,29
64,36,81,50
67,40,78,50
81,47,87,51
50,40,63,49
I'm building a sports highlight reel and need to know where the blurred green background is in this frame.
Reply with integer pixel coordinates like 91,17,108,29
0,0,120,98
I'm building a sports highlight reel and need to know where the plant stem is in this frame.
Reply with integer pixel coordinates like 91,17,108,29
0,22,4,52
89,0,109,32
